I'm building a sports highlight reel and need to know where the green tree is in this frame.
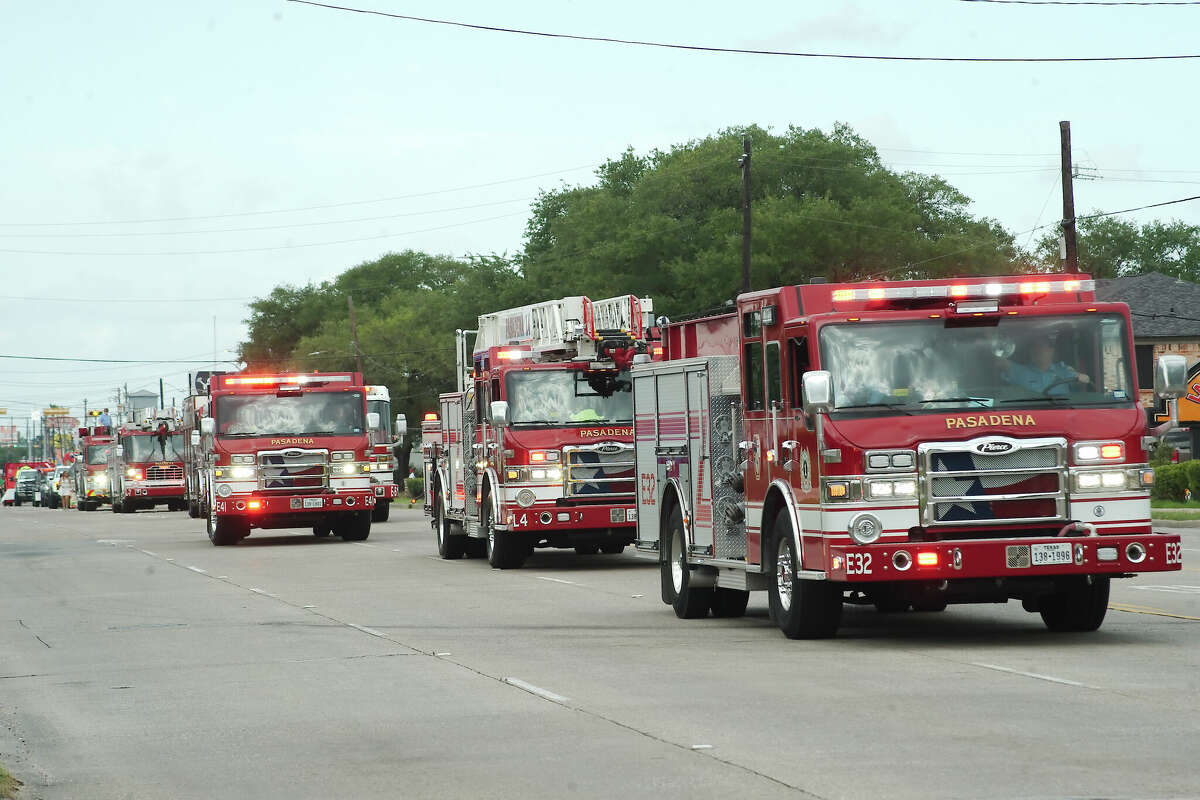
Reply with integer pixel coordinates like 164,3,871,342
1035,216,1200,280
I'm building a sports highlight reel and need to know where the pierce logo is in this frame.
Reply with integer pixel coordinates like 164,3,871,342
974,441,1015,455
596,442,623,454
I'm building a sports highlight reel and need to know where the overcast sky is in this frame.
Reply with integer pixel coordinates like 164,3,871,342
3,0,1199,431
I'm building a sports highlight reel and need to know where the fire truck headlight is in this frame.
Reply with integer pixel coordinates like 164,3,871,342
341,463,357,475
231,466,255,479
866,480,893,498
216,484,233,498
93,474,107,487
892,479,917,498
1100,471,1127,489
231,454,255,465
547,467,562,482
332,451,354,462
530,469,547,480
516,489,536,508
1073,470,1128,492
848,513,882,545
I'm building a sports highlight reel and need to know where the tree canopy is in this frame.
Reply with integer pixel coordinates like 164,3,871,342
1036,215,1200,280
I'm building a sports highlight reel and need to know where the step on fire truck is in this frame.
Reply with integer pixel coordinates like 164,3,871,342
109,416,187,513
632,274,1185,637
193,372,379,545
423,294,656,569
181,393,210,518
73,424,114,511
366,385,401,522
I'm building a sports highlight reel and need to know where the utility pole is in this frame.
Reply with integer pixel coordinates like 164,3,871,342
1060,120,1079,272
159,378,165,412
738,135,752,295
347,294,364,376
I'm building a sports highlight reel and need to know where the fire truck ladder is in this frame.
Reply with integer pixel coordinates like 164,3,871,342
474,295,654,362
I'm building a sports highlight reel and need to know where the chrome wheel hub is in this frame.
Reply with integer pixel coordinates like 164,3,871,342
671,528,685,593
776,538,794,612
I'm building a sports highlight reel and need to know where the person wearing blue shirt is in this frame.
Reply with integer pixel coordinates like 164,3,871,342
1003,339,1090,397
98,409,112,427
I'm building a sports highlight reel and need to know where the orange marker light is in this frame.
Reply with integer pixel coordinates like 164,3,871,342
917,551,939,567
423,412,438,421
530,452,546,462
950,285,968,297
497,349,525,360
652,345,664,356
248,500,262,510
1100,444,1123,459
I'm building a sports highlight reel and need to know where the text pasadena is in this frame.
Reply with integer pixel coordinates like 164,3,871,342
579,427,634,438
945,414,1036,429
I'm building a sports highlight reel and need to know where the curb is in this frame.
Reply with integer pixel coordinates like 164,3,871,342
1152,517,1200,528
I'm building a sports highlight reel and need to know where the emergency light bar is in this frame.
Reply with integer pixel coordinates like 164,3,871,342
831,279,1092,304
223,374,354,386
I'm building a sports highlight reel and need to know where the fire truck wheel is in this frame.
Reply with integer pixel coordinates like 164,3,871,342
207,511,246,546
599,542,625,555
710,588,750,618
663,506,712,619
338,511,372,541
871,585,911,614
434,491,466,559
1039,576,1109,632
574,544,600,556
313,524,332,537
465,538,487,559
371,501,391,523
188,500,200,518
768,515,842,639
484,502,529,569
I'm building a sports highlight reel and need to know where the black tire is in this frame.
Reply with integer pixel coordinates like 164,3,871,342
85,501,97,512
768,514,842,639
338,510,372,542
871,584,911,614
574,544,600,556
1039,576,1110,632
661,505,712,619
599,542,625,555
207,508,246,546
371,500,391,523
433,489,465,559
710,587,750,618
465,538,487,559
187,499,200,518
484,500,529,569
13,497,21,507
313,523,332,537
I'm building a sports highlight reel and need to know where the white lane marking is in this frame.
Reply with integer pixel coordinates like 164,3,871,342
423,556,458,563
971,662,1098,689
502,677,569,703
302,605,316,609
96,539,133,545
691,744,714,751
139,549,158,557
435,652,452,656
1133,585,1200,594
346,623,387,638
352,542,377,548
165,558,176,563
186,566,207,575
537,576,580,586
248,588,279,598
216,576,228,579
631,594,645,598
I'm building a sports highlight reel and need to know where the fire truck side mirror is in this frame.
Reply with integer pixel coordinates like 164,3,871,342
190,430,201,447
394,414,407,442
200,417,215,437
1155,354,1187,399
490,400,510,428
115,445,124,458
366,412,380,431
802,371,834,415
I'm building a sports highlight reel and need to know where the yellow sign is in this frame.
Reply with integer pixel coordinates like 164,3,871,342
44,407,70,416
945,414,1037,429
0,408,6,415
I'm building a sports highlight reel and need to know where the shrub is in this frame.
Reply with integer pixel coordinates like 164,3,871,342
1152,463,1188,502
405,476,424,499
1184,460,1200,500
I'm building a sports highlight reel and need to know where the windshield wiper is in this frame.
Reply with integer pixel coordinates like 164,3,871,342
834,403,915,415
512,420,561,426
995,396,1070,406
919,396,992,407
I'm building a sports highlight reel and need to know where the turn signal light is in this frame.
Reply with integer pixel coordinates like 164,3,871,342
916,551,939,567
423,412,438,421
1100,444,1123,459
247,500,262,510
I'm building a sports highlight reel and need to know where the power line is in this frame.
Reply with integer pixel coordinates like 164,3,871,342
289,0,1200,62
0,354,240,365
0,211,526,257
0,196,535,240
0,165,596,228
1078,194,1200,219
960,0,1200,6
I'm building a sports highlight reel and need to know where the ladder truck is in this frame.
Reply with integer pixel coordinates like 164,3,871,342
109,416,187,513
632,275,1184,637
423,294,656,569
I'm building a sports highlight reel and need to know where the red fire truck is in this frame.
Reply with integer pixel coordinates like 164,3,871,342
633,274,1185,637
109,417,187,513
193,372,379,545
73,425,115,511
423,295,655,569
366,385,401,521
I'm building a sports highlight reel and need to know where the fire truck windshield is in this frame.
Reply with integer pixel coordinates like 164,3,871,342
367,399,391,440
505,369,632,426
215,392,365,438
818,313,1134,415
124,434,185,462
87,445,112,465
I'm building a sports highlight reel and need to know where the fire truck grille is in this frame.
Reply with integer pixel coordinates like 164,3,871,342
564,445,635,498
146,464,183,482
258,449,328,492
922,440,1065,529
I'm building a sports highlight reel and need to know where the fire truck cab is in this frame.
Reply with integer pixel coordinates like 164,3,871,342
109,417,187,513
424,294,654,569
365,385,401,522
73,425,114,511
633,274,1186,637
195,372,378,545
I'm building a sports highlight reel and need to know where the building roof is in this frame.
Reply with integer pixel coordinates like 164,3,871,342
1094,271,1200,338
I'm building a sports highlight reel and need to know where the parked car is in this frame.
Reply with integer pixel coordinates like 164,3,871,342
13,469,38,506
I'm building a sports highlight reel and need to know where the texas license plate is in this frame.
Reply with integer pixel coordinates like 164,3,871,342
303,497,324,509
1031,542,1073,566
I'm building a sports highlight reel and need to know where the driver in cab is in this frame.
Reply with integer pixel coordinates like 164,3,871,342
1002,337,1090,397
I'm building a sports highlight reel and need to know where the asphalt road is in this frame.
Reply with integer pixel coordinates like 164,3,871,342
2,505,1198,800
